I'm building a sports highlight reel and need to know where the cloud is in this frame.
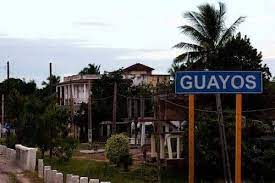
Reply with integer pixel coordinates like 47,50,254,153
0,38,172,86
0,33,8,37
263,57,275,78
116,49,180,61
73,21,112,27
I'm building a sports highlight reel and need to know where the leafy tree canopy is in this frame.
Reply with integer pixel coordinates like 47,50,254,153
79,63,100,75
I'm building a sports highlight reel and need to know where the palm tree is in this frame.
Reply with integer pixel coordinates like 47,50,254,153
79,63,100,75
174,2,245,182
42,75,60,87
174,2,245,70
168,62,186,79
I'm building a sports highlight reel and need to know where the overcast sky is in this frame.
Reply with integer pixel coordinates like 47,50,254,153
0,0,275,85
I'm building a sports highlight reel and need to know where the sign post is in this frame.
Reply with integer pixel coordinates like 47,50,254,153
235,94,242,183
175,71,262,183
188,95,195,183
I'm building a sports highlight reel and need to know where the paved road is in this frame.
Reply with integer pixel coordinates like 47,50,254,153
0,153,31,183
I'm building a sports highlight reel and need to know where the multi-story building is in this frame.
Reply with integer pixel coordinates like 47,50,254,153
122,63,170,86
56,63,170,106
56,74,100,106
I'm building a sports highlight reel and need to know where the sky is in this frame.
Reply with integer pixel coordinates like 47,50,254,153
0,0,275,85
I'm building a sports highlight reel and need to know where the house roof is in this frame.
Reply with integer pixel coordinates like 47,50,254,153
123,63,154,72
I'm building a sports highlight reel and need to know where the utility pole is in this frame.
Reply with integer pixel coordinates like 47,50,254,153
70,80,75,138
112,82,117,134
49,62,52,77
49,62,53,94
216,94,232,183
88,82,92,143
127,97,132,136
1,94,4,138
140,97,145,120
134,98,138,145
7,61,9,79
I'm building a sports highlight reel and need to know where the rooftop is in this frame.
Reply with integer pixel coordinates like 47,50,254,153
123,63,154,73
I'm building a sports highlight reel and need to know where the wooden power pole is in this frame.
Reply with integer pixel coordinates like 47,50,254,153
88,82,92,143
1,94,4,138
49,62,53,94
112,82,117,134
7,61,9,79
49,62,52,77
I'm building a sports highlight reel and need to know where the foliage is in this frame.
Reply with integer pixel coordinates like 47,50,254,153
79,63,100,75
74,103,88,142
54,137,78,161
41,102,70,156
105,133,130,166
5,133,17,148
44,156,158,183
91,69,132,137
0,138,5,145
173,2,245,69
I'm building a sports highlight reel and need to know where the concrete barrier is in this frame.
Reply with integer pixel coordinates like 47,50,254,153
71,175,79,183
38,159,43,178
80,177,88,183
43,166,51,183
51,170,57,183
89,179,99,183
5,148,16,161
56,172,63,183
66,174,73,183
0,144,7,155
15,144,37,171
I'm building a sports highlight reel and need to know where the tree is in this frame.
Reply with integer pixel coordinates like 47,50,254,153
79,63,100,75
40,75,60,97
74,103,88,142
218,33,270,79
42,75,60,87
174,2,245,182
91,69,132,138
41,102,69,157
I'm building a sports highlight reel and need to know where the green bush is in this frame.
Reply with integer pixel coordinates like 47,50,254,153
6,133,17,148
0,138,5,145
105,133,130,166
54,137,78,161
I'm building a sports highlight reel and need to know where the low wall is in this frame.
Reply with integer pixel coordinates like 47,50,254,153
0,144,16,162
0,143,111,183
15,144,37,171
38,159,111,183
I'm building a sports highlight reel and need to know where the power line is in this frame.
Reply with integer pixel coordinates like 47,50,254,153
118,94,153,100
93,95,113,101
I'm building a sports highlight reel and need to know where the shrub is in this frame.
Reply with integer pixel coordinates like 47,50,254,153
5,133,17,148
54,137,78,161
105,133,130,166
0,138,5,145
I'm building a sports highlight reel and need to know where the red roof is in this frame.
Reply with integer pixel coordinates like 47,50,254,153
123,63,154,72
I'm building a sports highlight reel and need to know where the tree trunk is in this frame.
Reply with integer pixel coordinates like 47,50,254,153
215,94,232,183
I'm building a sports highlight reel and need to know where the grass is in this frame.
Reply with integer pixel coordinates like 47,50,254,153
23,171,43,183
44,156,159,183
8,173,19,183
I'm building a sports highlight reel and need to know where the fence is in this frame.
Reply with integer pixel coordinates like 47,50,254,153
38,158,111,183
0,144,111,183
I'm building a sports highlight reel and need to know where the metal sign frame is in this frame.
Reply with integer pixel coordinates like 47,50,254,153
175,71,263,94
175,71,263,183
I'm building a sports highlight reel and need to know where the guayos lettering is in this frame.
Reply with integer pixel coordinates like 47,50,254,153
180,75,256,90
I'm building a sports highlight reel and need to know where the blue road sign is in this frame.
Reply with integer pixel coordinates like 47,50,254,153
175,71,262,94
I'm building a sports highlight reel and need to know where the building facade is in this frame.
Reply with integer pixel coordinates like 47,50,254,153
56,74,100,106
56,63,170,106
122,63,170,86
